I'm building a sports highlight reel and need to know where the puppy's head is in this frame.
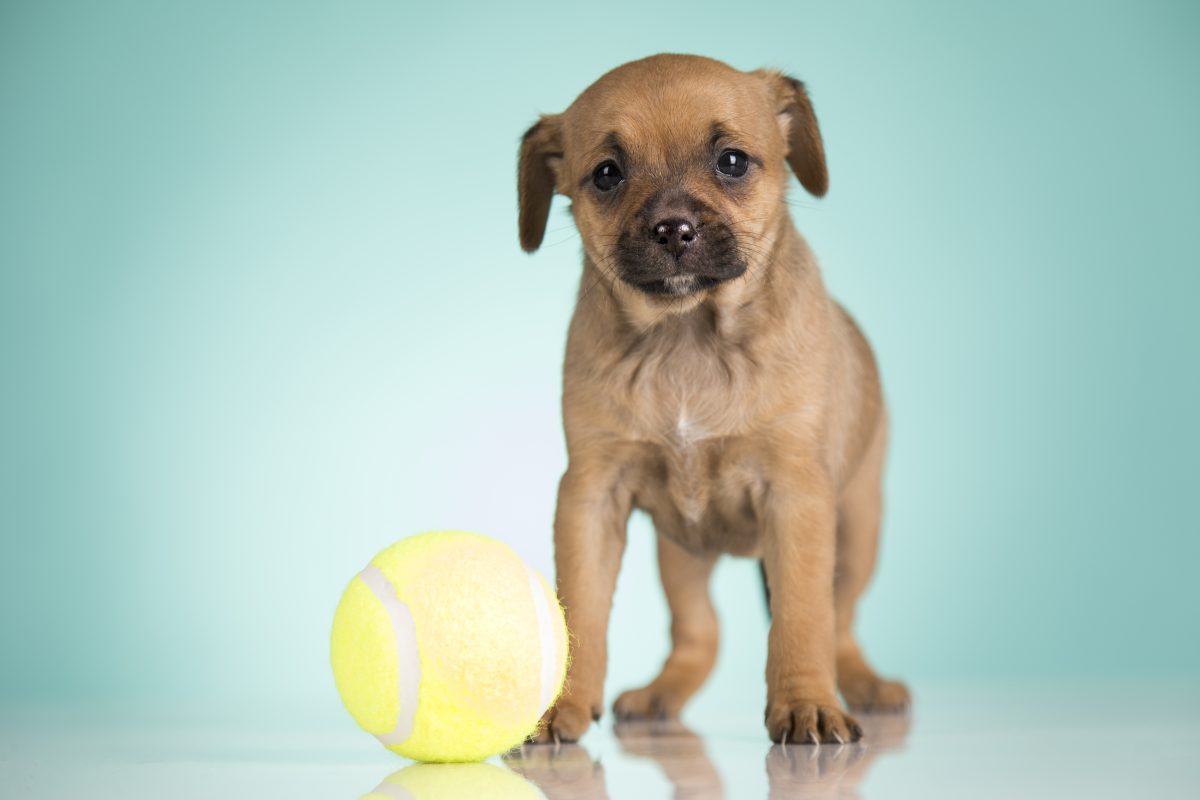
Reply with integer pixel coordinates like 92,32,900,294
518,54,827,310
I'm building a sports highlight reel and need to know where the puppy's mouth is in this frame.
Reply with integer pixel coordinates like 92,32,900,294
628,274,726,296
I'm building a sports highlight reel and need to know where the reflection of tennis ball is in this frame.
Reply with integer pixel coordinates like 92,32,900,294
361,763,542,800
331,531,569,762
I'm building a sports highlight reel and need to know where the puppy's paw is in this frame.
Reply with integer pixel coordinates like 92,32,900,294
527,696,601,744
840,675,911,714
612,685,684,721
765,699,862,745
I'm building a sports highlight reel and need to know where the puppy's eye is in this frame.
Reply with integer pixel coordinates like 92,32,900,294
593,161,624,191
716,149,749,178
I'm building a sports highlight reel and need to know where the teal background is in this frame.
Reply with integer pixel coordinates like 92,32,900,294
1,0,1197,729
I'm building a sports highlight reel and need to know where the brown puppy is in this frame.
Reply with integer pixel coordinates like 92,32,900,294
518,54,909,745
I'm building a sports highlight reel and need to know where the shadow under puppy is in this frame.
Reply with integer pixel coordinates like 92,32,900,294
519,54,909,745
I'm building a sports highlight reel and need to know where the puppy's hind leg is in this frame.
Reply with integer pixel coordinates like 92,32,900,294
613,533,719,720
835,415,910,713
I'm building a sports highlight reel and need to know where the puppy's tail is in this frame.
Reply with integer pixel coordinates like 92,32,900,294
759,561,772,618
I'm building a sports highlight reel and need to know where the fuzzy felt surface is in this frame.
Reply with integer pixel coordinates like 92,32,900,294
331,531,567,762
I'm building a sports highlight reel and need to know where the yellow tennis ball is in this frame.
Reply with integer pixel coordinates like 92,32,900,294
331,530,569,763
360,763,541,800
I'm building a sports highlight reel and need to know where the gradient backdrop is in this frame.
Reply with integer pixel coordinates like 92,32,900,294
2,0,1198,730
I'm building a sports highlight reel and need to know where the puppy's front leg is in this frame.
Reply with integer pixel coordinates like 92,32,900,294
762,467,863,745
533,462,631,743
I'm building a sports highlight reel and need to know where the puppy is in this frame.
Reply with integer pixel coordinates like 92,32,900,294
518,54,909,745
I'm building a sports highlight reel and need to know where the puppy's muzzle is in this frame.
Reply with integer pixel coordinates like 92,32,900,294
617,204,745,297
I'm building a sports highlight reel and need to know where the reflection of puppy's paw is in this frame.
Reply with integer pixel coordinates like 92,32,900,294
612,685,685,720
765,700,863,745
612,718,684,738
527,696,600,743
856,710,914,750
504,742,607,800
765,741,866,789
841,675,911,714
611,718,725,798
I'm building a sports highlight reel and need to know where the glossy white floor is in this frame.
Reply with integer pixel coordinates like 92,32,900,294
3,682,1197,799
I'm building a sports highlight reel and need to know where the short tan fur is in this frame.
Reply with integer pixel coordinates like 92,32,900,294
519,54,908,745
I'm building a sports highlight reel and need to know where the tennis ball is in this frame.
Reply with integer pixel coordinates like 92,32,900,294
361,763,541,800
331,530,569,762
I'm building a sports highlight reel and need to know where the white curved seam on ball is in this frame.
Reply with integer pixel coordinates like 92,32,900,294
359,565,421,746
526,565,558,713
366,779,416,800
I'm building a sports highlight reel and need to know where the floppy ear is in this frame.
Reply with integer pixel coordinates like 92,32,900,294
758,71,828,197
517,114,563,252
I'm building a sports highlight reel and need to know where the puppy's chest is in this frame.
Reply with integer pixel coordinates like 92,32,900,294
636,428,763,555
624,343,744,443
619,336,751,440
617,341,764,550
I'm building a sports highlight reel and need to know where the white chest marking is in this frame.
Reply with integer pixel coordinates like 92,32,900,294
673,410,709,523
675,413,706,449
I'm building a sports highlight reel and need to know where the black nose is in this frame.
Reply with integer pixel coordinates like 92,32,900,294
652,218,697,256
